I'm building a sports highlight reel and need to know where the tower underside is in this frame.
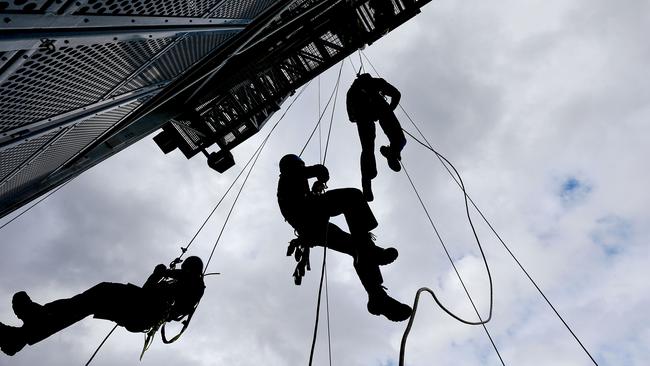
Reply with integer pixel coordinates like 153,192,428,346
0,0,429,218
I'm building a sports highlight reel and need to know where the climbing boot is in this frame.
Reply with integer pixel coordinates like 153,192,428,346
374,247,398,266
380,146,401,172
367,290,412,322
362,178,374,202
0,322,26,356
12,291,45,325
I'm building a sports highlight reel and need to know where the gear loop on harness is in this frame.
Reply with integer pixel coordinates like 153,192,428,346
287,236,312,285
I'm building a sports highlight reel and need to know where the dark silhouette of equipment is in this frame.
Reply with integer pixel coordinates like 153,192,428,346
346,73,407,201
205,150,236,173
0,257,205,356
276,154,411,322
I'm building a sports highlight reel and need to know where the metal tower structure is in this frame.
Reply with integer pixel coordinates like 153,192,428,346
0,0,430,218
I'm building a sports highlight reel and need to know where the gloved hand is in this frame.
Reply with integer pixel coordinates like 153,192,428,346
312,180,327,195
314,164,329,183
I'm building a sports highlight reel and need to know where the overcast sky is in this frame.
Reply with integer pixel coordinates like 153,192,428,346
1,0,649,365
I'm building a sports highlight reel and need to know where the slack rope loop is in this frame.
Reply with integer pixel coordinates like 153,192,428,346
356,50,504,364
399,287,504,366
403,127,599,366
299,61,345,158
400,161,495,326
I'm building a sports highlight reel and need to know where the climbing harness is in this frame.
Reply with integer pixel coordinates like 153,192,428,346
139,257,203,359
287,237,312,285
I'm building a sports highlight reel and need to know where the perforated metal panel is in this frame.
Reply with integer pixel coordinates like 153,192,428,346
74,0,224,17
0,0,52,13
114,31,236,95
0,39,171,132
0,0,430,218
0,130,58,183
209,0,276,19
0,101,141,203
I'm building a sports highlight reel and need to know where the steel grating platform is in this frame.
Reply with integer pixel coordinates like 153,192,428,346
0,0,430,218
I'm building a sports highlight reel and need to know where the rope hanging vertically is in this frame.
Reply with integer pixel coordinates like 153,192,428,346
318,75,322,162
324,261,333,366
299,61,345,158
302,60,344,366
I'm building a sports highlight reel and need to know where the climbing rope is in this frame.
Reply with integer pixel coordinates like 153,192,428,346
301,61,344,366
299,61,345,158
403,127,599,366
324,261,333,366
320,68,338,366
399,146,494,325
83,82,311,366
308,242,329,366
84,324,118,366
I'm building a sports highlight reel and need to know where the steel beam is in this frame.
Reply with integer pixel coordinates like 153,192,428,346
2,13,250,30
0,14,248,52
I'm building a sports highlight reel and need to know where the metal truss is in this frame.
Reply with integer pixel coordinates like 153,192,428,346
0,0,430,218
152,0,429,158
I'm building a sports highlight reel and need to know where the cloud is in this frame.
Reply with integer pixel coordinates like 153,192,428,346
590,215,631,256
2,0,650,365
559,177,592,206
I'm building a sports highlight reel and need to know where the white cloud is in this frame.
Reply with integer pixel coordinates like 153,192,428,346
2,0,650,365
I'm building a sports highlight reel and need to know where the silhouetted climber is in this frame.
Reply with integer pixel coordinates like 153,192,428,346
346,73,406,201
277,154,412,322
0,256,205,356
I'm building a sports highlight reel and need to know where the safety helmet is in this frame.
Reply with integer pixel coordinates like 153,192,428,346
279,154,305,174
357,73,372,80
181,256,204,275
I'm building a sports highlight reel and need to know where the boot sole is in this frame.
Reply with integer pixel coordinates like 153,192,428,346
380,146,401,172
